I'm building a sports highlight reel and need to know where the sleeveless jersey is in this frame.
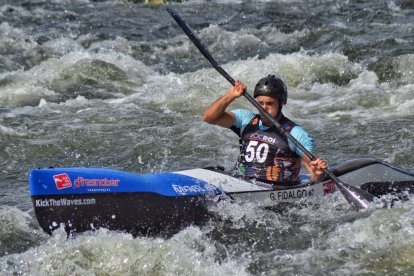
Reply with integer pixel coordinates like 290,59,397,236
231,112,304,184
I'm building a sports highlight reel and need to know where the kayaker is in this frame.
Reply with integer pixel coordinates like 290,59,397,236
203,75,328,184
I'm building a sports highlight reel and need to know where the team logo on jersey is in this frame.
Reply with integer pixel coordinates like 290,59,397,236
53,173,73,190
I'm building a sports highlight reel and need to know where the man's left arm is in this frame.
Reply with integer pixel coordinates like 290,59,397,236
289,126,328,182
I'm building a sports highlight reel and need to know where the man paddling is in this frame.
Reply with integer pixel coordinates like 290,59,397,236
203,75,328,184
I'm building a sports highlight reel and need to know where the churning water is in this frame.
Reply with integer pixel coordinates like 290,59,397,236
0,0,413,275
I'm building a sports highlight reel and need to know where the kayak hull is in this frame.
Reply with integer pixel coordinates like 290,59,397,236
32,193,210,237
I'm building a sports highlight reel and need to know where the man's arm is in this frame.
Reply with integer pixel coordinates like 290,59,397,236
202,80,246,128
289,126,328,182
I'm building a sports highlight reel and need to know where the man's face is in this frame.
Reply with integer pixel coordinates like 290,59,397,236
256,95,282,125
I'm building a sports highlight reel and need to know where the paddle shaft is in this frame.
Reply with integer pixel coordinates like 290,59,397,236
166,6,374,209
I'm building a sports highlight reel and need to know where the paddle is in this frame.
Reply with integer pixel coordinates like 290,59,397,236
166,6,375,210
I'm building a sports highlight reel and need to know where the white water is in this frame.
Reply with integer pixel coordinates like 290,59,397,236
0,0,413,275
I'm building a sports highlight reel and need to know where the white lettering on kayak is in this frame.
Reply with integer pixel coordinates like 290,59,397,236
269,189,314,201
35,198,96,207
172,184,205,195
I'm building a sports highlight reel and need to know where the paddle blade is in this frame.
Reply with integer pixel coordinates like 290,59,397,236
334,180,376,210
166,6,219,68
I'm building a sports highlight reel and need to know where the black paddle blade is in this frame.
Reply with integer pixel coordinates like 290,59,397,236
166,6,219,68
166,6,236,85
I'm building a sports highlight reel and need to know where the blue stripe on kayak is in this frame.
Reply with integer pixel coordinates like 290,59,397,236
29,168,222,197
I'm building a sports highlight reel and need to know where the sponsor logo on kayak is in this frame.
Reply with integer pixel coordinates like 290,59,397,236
35,197,96,207
53,173,72,190
323,181,336,195
74,177,120,188
172,184,205,195
269,188,314,201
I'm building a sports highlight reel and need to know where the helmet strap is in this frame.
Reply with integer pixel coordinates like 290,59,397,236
276,100,284,119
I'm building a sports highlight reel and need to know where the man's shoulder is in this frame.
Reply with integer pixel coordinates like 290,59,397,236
231,109,255,116
231,109,256,121
231,109,256,129
280,116,311,138
290,125,309,136
281,116,306,133
282,119,315,155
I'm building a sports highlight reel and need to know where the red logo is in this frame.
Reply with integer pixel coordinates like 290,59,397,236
323,181,336,195
53,173,72,190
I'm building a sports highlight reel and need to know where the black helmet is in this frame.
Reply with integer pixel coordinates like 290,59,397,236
253,75,288,104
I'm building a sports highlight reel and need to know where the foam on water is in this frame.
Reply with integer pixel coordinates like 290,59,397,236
0,50,153,107
137,50,412,124
0,124,27,137
202,196,414,275
3,194,413,275
1,14,411,123
0,226,249,275
0,22,34,56
316,201,414,274
0,206,47,257
2,42,410,170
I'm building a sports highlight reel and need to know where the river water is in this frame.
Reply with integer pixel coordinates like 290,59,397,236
0,0,413,275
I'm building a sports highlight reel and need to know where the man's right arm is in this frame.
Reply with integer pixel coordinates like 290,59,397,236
202,80,246,128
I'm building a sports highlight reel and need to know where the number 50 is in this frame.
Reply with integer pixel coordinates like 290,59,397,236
244,141,269,163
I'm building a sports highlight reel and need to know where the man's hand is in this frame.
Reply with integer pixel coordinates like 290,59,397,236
227,80,246,100
309,158,328,181
203,80,246,127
